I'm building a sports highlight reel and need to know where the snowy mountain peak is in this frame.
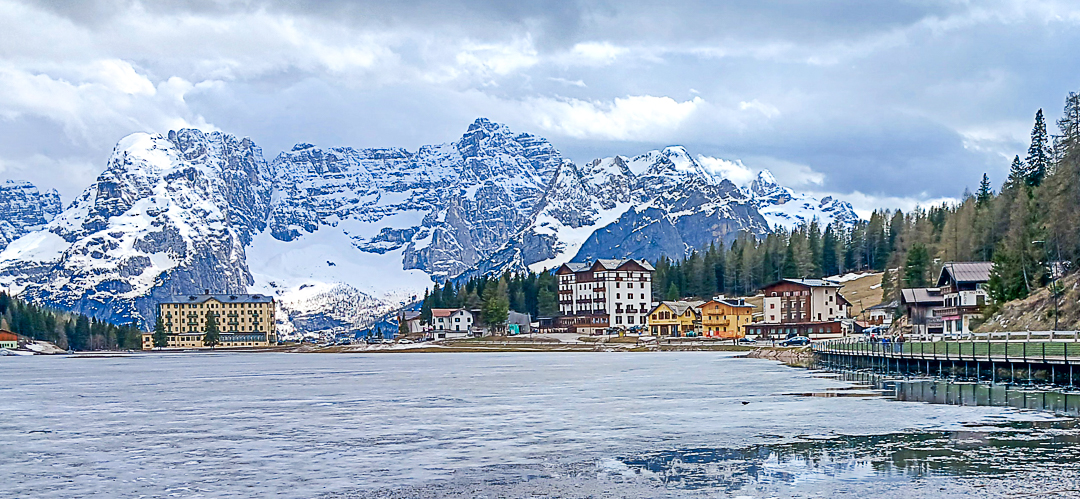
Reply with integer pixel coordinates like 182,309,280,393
755,169,778,187
749,169,792,204
748,169,858,230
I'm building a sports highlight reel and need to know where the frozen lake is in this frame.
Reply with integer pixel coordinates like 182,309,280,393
2,352,1079,497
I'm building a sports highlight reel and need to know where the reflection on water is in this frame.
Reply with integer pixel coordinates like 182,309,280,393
617,422,1080,490
820,369,1080,417
345,422,1080,498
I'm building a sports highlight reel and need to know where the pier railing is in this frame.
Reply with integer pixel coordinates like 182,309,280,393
814,331,1080,365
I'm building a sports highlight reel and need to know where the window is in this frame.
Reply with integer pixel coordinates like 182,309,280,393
615,316,623,324
627,316,635,324
770,303,775,309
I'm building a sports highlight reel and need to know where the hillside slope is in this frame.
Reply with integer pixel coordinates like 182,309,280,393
977,272,1080,332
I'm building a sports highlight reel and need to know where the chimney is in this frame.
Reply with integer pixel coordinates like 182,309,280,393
204,289,210,295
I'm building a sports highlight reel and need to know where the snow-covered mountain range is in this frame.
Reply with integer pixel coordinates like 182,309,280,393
0,119,856,336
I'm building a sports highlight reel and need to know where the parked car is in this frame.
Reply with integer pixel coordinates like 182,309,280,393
738,337,757,344
779,336,811,347
398,339,413,344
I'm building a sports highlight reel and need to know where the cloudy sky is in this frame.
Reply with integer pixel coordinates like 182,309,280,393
2,0,1079,214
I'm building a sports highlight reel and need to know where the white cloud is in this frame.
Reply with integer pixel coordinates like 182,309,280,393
0,153,98,203
563,42,629,66
739,99,780,118
745,156,826,188
455,36,539,81
548,76,587,88
0,60,215,148
521,95,704,141
696,155,756,185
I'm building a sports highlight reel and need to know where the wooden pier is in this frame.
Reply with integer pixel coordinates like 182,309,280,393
813,331,1080,385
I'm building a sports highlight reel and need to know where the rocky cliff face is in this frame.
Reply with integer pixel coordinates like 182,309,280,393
0,119,860,336
0,129,272,324
0,180,62,251
471,147,772,276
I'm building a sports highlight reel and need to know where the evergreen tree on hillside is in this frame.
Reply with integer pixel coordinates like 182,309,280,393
536,286,558,317
1057,92,1080,155
977,173,993,206
420,289,432,324
480,278,510,332
903,243,930,287
665,282,679,301
1006,155,1026,190
153,315,168,349
821,225,840,277
203,312,220,349
72,315,90,351
1025,109,1051,186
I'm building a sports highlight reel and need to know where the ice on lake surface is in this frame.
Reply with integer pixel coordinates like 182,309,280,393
2,352,1080,498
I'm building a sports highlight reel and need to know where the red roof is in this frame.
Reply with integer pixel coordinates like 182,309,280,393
0,331,18,342
430,308,457,318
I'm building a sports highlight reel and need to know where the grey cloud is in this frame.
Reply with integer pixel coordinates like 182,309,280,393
4,0,1080,207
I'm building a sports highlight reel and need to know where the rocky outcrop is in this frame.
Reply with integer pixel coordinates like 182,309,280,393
0,180,62,251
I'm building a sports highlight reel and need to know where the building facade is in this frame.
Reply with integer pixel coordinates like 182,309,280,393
648,301,704,337
900,287,944,336
935,262,992,335
145,293,276,350
866,300,898,326
749,279,851,340
745,321,845,339
556,259,655,335
429,308,473,340
400,311,424,334
761,279,850,323
700,297,755,338
0,330,18,349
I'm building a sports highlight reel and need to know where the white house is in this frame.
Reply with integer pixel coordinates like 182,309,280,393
428,308,473,341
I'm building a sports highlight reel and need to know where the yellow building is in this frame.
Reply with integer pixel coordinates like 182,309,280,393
648,301,704,337
700,298,755,339
142,292,276,350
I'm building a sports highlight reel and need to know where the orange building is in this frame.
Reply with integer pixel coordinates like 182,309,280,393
700,298,754,339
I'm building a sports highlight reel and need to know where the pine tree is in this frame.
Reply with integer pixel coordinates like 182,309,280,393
1005,155,1026,190
536,287,557,317
1057,91,1080,155
1025,109,1051,186
903,243,930,287
203,312,220,349
153,315,168,349
480,278,509,332
821,224,839,277
665,282,679,301
419,289,432,324
976,173,993,206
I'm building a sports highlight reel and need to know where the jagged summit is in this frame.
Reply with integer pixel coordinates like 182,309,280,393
747,169,858,230
749,169,793,204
